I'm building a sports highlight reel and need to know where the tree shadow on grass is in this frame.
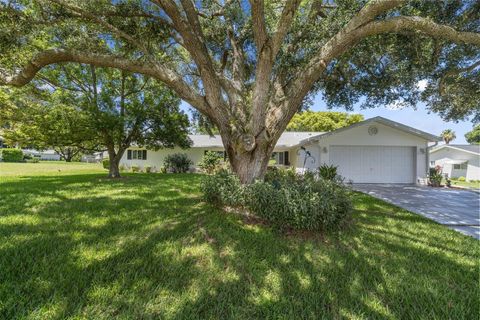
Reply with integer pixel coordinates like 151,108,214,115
0,175,478,319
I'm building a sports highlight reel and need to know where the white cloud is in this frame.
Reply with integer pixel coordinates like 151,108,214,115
416,79,428,91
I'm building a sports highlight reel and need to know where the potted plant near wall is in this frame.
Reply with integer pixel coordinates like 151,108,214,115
428,165,443,187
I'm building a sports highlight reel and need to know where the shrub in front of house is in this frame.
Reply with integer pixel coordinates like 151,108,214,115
248,170,352,231
145,166,152,173
164,153,192,173
458,176,466,181
102,159,110,170
201,168,352,231
201,169,245,207
0,148,24,162
318,164,339,181
131,165,140,173
428,166,443,187
198,151,222,174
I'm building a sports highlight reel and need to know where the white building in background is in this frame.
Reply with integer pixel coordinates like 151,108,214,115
119,117,441,185
22,149,61,161
430,144,480,181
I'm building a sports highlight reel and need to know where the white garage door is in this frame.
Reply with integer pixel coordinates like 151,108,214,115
330,145,415,183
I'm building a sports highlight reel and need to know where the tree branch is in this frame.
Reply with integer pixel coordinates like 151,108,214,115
439,60,480,94
249,0,268,51
271,0,301,56
0,49,210,114
274,13,480,136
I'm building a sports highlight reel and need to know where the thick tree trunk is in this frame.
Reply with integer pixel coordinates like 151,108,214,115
224,136,275,184
108,158,121,178
106,146,123,178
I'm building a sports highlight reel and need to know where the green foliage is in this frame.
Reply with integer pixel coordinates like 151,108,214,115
131,165,140,173
318,164,339,181
429,166,443,187
145,166,152,173
25,158,39,163
201,169,352,231
102,159,110,170
249,170,352,231
458,176,466,182
164,153,193,173
0,148,23,162
440,129,456,144
287,111,364,132
1,64,191,175
465,125,480,145
201,169,245,207
198,151,222,174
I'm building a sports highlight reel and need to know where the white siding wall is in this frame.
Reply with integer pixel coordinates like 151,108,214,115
297,122,429,182
430,148,480,181
119,147,224,171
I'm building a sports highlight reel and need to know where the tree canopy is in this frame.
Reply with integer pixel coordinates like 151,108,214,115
287,111,363,132
465,125,480,144
0,0,479,182
1,64,191,177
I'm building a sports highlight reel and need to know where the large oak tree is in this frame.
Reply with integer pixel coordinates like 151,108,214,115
0,0,479,183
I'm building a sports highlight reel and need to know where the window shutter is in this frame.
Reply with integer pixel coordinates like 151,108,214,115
127,150,132,160
143,150,147,160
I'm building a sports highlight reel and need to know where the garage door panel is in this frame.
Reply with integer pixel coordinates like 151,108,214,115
330,146,415,184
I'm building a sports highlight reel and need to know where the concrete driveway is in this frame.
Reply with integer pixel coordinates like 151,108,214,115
353,184,480,239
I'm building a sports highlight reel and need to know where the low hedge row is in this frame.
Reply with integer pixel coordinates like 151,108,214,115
0,148,23,162
201,168,352,231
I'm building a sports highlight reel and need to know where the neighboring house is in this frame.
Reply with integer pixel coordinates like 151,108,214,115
22,149,61,161
120,116,440,184
430,144,480,181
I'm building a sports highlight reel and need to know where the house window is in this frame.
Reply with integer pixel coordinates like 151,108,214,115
453,163,467,170
430,161,435,166
127,149,147,160
271,151,290,166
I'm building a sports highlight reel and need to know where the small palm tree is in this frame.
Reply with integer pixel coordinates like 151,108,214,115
441,129,456,144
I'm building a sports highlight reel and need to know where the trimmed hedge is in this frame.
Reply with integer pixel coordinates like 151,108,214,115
201,168,352,231
1,149,23,162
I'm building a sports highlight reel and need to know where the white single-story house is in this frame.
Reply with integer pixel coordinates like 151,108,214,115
22,149,61,161
120,116,441,184
430,144,480,181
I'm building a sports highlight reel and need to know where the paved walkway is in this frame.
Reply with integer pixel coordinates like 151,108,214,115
353,184,480,239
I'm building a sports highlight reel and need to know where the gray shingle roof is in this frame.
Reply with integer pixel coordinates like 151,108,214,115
432,144,480,155
188,131,324,148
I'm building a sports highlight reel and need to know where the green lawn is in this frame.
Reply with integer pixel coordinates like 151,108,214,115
1,163,478,319
449,179,480,190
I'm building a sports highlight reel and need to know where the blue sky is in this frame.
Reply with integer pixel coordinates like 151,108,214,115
181,93,475,144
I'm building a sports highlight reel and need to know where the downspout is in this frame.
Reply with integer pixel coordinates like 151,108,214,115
426,140,439,179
